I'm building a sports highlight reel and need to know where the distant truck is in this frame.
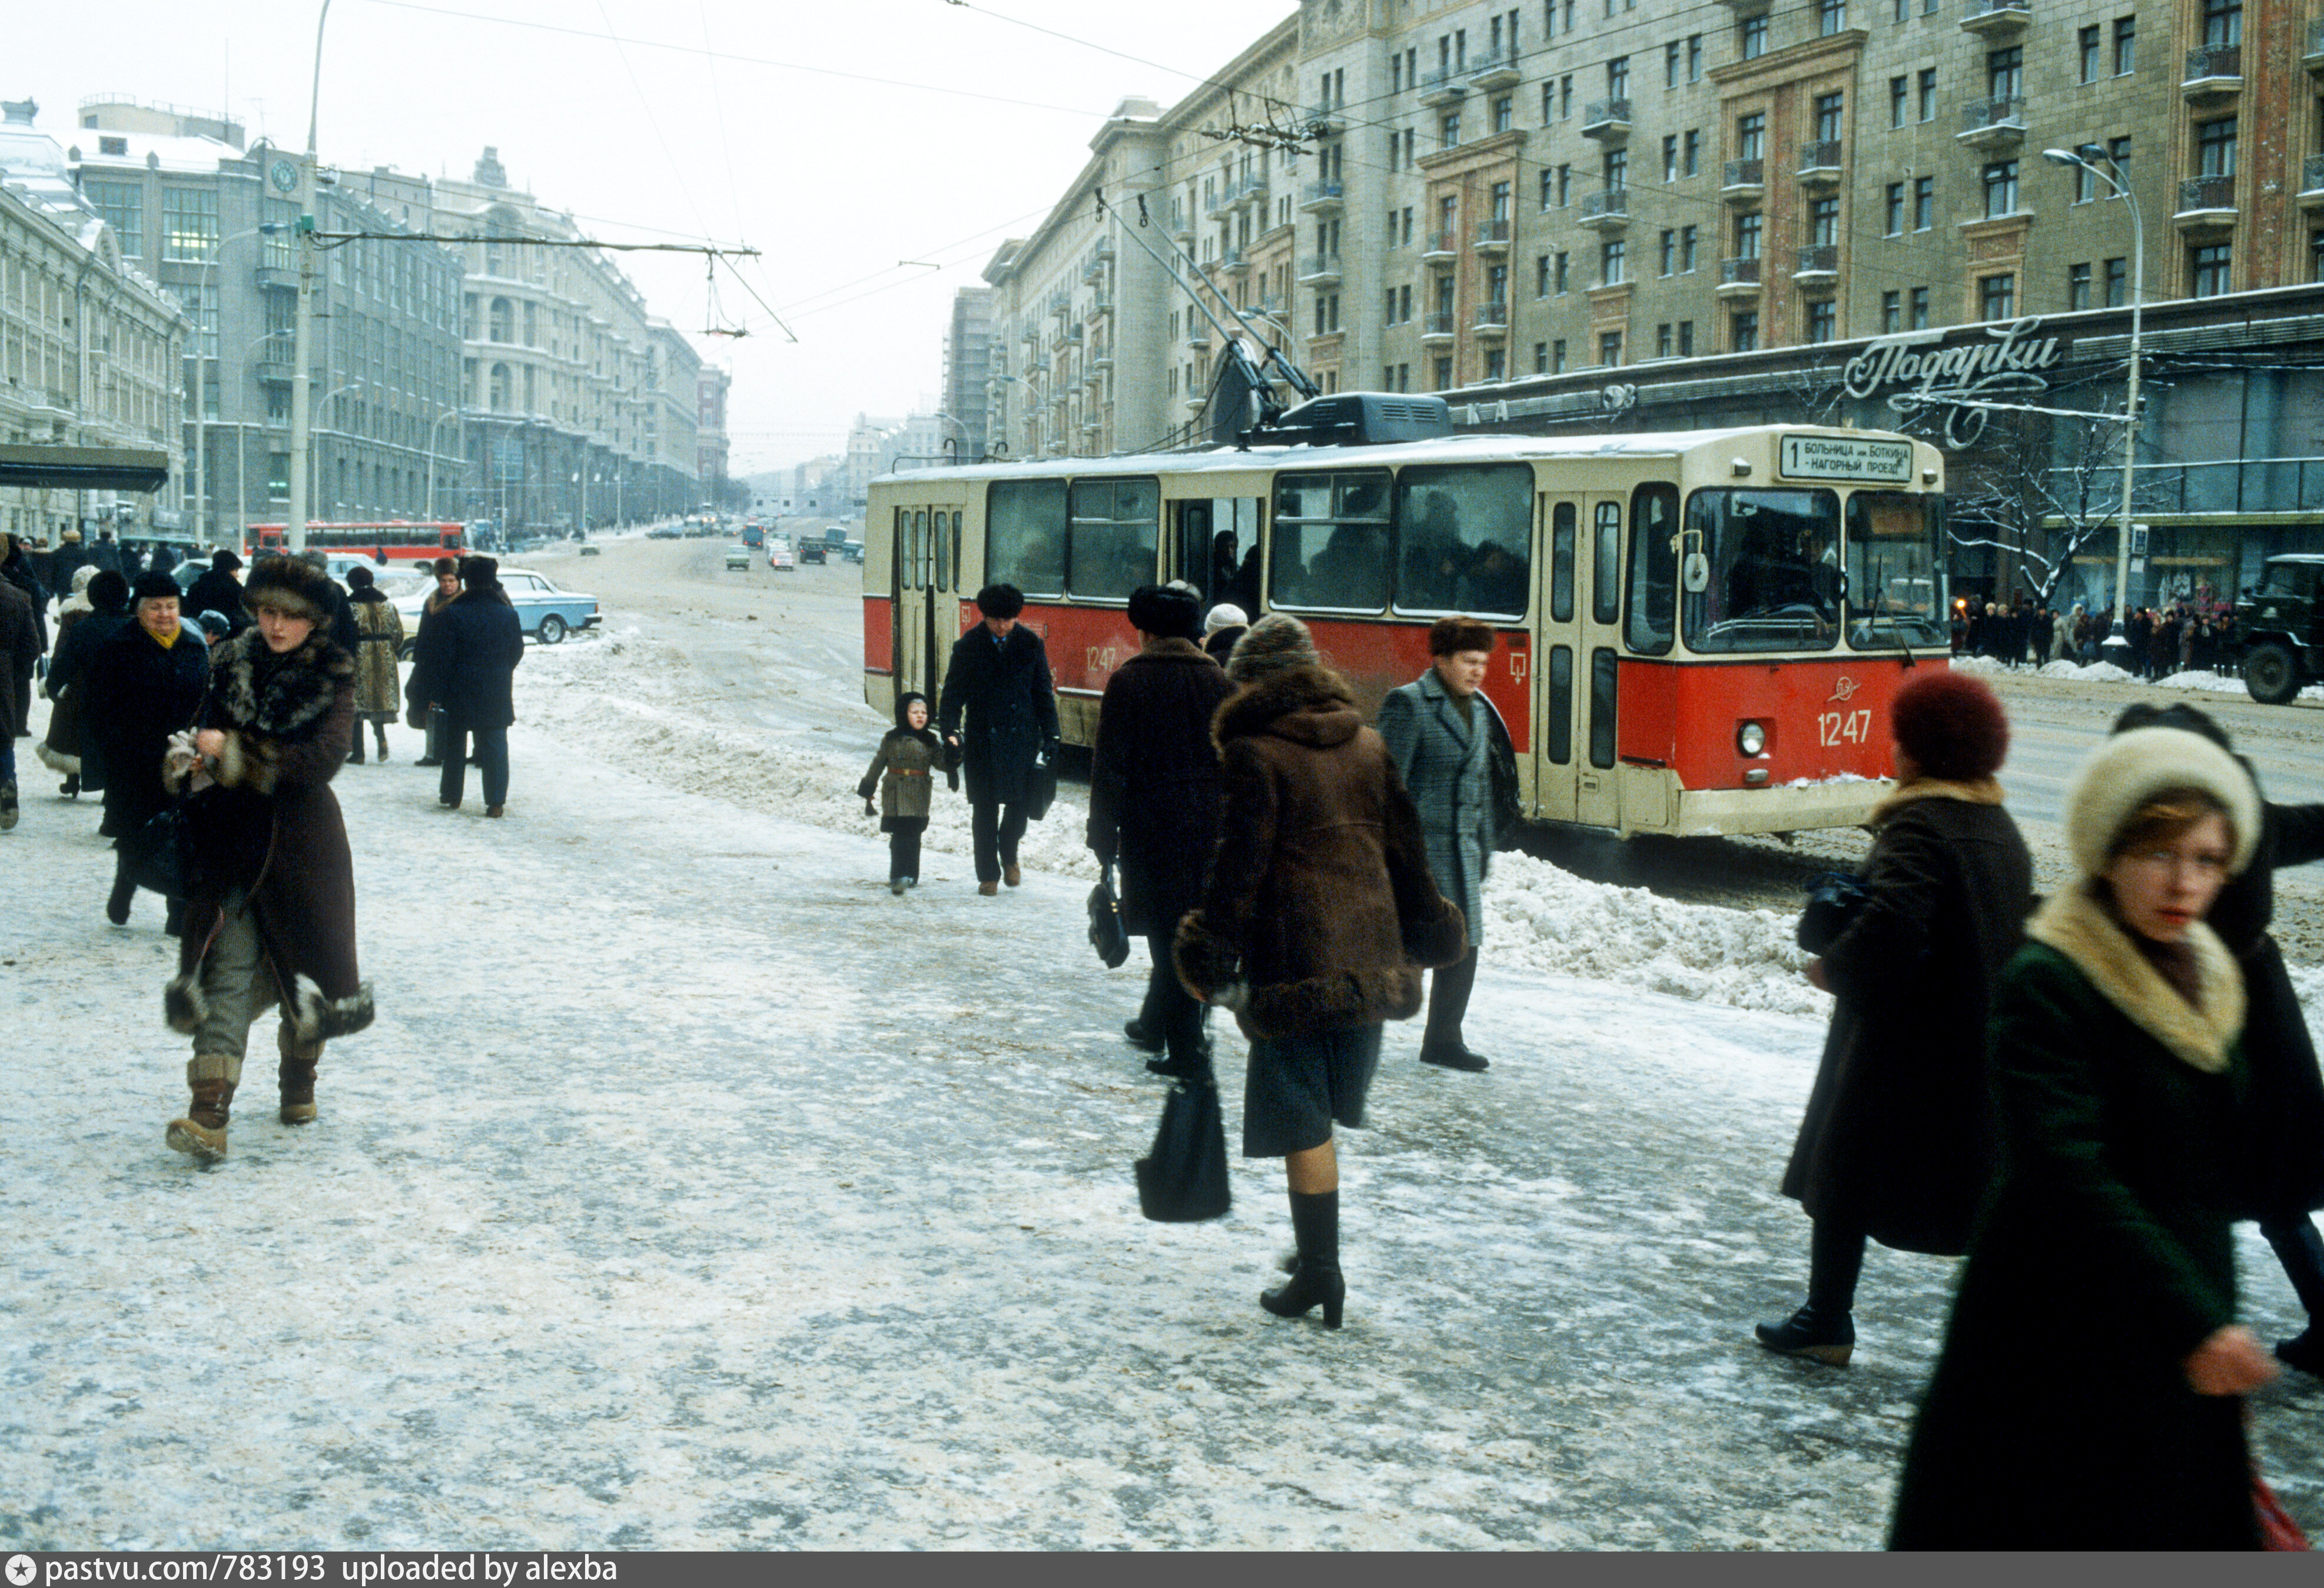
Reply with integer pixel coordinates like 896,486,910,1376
2236,554,2324,703
741,522,765,549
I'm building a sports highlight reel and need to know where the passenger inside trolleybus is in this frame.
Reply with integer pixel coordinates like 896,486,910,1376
1691,489,1842,651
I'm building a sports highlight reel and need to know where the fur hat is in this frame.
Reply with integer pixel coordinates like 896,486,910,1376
2061,726,2260,879
1127,583,1202,640
130,571,181,604
430,556,460,578
211,548,243,572
61,527,81,544
1891,671,2010,781
974,583,1024,620
346,563,376,589
1428,615,1496,657
240,554,334,624
194,610,235,640
1203,603,1248,636
87,569,129,613
461,556,500,589
1227,612,1319,683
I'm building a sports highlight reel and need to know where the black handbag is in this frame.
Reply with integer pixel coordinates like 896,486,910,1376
125,799,195,900
1136,1077,1231,1223
1088,864,1131,969
1025,740,1059,822
1797,869,1873,955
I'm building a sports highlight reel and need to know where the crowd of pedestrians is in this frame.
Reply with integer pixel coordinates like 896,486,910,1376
1950,592,2242,679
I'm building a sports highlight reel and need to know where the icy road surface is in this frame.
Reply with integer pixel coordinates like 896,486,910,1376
4,540,2317,1549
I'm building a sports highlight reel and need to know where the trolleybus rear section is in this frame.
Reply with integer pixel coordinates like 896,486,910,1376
251,521,467,563
865,424,1944,839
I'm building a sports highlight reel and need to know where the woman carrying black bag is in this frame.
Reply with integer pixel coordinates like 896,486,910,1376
1755,670,2032,1366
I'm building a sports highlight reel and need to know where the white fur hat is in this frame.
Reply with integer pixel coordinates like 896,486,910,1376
2061,726,2260,878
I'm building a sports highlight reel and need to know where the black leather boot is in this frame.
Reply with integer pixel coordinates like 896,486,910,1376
1754,1304,1855,1366
1262,1189,1344,1329
1418,949,1488,1071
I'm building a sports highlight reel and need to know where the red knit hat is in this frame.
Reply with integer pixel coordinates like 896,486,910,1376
1890,670,2009,780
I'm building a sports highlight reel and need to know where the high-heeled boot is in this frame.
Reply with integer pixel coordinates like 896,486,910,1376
1261,1189,1344,1329
166,1054,242,1161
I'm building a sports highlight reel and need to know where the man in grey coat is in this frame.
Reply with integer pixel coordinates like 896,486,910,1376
1377,615,1500,1071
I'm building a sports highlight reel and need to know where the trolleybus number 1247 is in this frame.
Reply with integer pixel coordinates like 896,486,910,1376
1818,709,1874,748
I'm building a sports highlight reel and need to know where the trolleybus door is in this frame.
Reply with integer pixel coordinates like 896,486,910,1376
1167,496,1264,612
1534,497,1582,823
1574,494,1626,830
892,507,944,704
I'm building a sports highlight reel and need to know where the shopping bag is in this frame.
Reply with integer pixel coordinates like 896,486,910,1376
125,799,194,899
1135,1077,1230,1223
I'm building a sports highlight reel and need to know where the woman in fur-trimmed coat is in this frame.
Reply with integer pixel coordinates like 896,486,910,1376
1888,726,2276,1549
159,556,373,1162
343,564,404,763
1174,614,1465,1331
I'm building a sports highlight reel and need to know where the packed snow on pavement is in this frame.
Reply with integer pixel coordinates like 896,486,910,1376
4,554,2318,1550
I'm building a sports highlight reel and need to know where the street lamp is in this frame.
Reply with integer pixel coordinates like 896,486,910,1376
2043,143,2143,670
190,222,286,547
994,372,1048,456
424,406,462,520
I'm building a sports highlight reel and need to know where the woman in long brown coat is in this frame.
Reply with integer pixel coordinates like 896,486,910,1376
343,564,404,763
1175,614,1465,1329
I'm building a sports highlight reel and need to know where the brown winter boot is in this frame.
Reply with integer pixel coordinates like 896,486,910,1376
277,1028,320,1124
166,1054,243,1161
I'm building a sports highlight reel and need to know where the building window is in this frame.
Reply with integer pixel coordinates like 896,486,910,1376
1552,338,1568,373
2079,25,2101,83
160,185,217,263
1666,41,1683,88
1442,111,1462,148
85,180,143,258
1814,92,1844,142
1561,75,1573,118
2195,117,2237,177
1601,238,1626,284
1434,356,1454,390
2104,256,2127,305
1682,129,1700,177
1889,75,1908,128
1484,347,1507,380
1599,331,1623,366
1659,228,1676,275
1806,195,1838,248
1541,168,1556,209
1983,159,2018,217
1608,55,1631,97
2200,0,2240,48
1978,273,2016,320
1741,14,1768,57
1731,311,1758,351
2107,135,2133,186
1884,182,1905,234
1987,45,2023,99
1734,211,1762,259
1680,224,1698,270
1493,94,1515,133
1558,165,1572,205
2068,262,2092,309
1538,254,1553,296
1688,34,1703,81
1806,300,1837,342
2190,242,2231,297
1913,175,1935,230
1555,251,1571,292
1663,134,1679,182
2310,230,2324,284
1910,285,1930,328
1657,322,1674,357
1736,112,1765,161
2113,15,2135,74
1917,68,1937,121
1818,0,1846,37
1881,290,1901,332
1678,320,1694,355
1535,341,1550,374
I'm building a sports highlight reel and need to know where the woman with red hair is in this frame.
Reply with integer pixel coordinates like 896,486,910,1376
1755,670,2033,1365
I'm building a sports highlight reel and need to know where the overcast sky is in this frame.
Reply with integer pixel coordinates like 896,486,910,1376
15,0,1292,476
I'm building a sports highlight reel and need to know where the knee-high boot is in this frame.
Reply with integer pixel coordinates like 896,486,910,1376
1261,1188,1344,1328
1419,949,1486,1070
166,1053,242,1161
2262,1214,2324,1373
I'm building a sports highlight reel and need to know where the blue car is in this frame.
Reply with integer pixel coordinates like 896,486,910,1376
392,565,599,655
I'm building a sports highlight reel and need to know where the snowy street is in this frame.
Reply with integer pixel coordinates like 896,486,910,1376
5,540,2319,1550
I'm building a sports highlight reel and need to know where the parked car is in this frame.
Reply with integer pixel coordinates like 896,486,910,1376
391,566,599,658
724,545,752,571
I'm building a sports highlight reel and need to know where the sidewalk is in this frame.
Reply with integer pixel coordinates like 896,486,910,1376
3,719,2317,1549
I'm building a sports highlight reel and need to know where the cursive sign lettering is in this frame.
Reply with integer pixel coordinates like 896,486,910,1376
1841,317,2067,448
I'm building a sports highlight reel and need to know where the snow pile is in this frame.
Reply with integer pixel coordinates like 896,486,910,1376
519,627,1827,1019
2035,657,2137,683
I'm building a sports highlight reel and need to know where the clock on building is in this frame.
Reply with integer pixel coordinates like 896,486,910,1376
269,158,299,194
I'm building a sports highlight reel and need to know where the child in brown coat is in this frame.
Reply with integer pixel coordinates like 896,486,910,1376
857,692,954,894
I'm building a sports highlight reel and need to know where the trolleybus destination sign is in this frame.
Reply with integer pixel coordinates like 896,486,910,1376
1778,434,1914,483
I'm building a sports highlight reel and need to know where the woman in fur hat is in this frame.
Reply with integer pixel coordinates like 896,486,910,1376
1888,726,2277,1549
1757,671,2033,1365
343,564,404,764
38,569,130,799
1174,613,1466,1329
856,690,954,894
158,555,372,1161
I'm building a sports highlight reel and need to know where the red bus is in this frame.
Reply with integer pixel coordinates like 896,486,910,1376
865,423,1947,839
250,521,466,563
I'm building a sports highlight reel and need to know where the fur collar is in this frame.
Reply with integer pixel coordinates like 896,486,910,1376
2026,881,2243,1074
208,626,354,739
1132,636,1213,663
1213,663,1360,750
1872,776,2004,826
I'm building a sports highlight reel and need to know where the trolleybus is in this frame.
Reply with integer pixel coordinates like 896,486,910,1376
251,521,466,563
865,421,1946,838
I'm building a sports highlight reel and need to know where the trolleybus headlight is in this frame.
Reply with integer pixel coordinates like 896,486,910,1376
1737,722,1767,757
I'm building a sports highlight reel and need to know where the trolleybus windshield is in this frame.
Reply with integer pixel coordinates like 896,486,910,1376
1682,489,1842,653
1845,491,1947,649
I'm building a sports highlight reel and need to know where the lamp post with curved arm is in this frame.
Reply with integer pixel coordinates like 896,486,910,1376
190,222,285,546
424,406,462,520
994,372,1047,457
2043,144,2143,669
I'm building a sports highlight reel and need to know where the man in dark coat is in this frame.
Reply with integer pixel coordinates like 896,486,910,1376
1087,583,1235,1079
46,529,92,600
407,555,523,816
0,574,38,829
1,531,50,656
84,572,210,926
88,530,123,576
938,583,1058,895
184,550,250,636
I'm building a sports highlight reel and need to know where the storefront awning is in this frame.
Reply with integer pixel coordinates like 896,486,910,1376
0,443,170,493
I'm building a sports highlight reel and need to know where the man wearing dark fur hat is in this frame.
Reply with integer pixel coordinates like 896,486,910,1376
160,554,372,1160
1088,583,1234,1077
183,549,249,637
937,583,1058,895
406,555,523,816
84,572,210,928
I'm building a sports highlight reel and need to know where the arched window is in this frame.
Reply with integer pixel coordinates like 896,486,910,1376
489,363,512,412
489,298,513,343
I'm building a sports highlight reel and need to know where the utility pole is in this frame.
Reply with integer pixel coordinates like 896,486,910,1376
287,0,335,554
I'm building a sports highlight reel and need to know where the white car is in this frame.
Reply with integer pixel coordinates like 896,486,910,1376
768,542,796,571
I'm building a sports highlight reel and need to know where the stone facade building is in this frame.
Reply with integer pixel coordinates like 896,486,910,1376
941,287,992,463
699,363,731,501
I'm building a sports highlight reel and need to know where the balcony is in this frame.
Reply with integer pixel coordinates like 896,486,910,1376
1716,0,1770,11
1064,322,1084,345
2307,18,2324,74
1091,350,1114,370
1203,189,1232,218
1721,158,1765,202
1793,244,1839,285
1220,246,1252,277
1088,290,1113,318
1186,327,1210,351
1582,97,1632,142
1578,188,1631,231
1715,256,1763,298
1420,228,1459,263
1297,252,1343,285
2300,154,2324,211
253,264,298,293
1473,217,1512,253
1797,140,1842,187
1468,47,1522,90
1472,302,1510,337
2173,172,2238,228
1419,66,1469,106
1959,0,2028,34
1956,95,2026,151
2182,44,2242,98
1302,103,1344,135
255,347,296,384
1421,310,1458,342
1048,289,1072,316
1299,179,1345,212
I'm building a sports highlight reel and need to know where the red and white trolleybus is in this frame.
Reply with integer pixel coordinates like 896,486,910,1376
250,521,467,563
865,421,1946,838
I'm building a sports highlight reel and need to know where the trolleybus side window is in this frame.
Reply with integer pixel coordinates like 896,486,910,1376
1592,502,1622,623
1589,647,1619,769
1681,488,1841,653
1549,502,1576,624
913,511,929,586
987,479,1067,597
1067,477,1159,602
934,511,952,593
1546,644,1575,765
1391,464,1532,617
1625,483,1678,655
1845,491,1945,649
1270,471,1391,612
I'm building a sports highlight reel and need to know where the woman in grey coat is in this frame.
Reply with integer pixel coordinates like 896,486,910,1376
1377,615,1501,1071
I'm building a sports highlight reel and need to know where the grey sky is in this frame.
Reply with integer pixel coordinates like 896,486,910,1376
16,0,1291,476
